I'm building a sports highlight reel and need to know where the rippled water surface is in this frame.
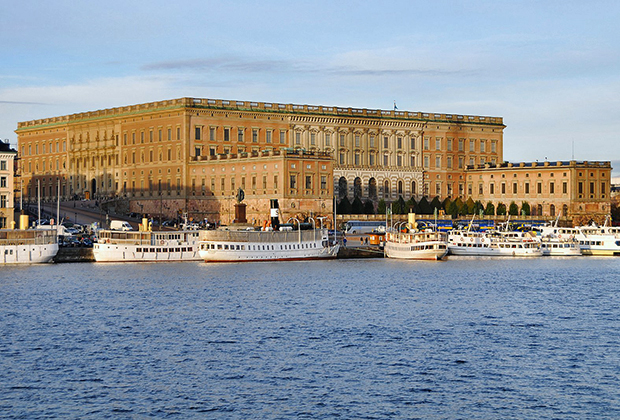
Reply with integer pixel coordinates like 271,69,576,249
2,257,620,419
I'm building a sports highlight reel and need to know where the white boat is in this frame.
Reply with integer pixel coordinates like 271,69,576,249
538,216,620,256
198,197,338,263
534,217,582,256
198,226,339,262
448,229,543,257
384,228,448,260
0,228,59,264
94,229,202,262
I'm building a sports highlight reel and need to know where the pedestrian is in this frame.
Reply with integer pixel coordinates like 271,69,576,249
343,236,347,247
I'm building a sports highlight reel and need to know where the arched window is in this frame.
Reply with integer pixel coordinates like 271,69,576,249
562,204,569,217
411,181,416,196
537,204,543,216
384,180,390,198
368,178,377,199
354,177,362,199
398,180,403,194
550,204,556,217
338,177,348,199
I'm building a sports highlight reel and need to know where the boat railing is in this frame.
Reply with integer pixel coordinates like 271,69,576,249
0,229,57,245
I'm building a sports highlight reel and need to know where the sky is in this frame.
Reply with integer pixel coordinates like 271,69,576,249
1,0,619,177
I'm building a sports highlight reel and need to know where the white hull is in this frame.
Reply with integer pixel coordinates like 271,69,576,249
94,230,201,262
1,243,58,264
198,228,339,262
448,245,543,257
541,239,582,256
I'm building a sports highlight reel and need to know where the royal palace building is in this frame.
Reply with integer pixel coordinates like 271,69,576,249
15,97,610,224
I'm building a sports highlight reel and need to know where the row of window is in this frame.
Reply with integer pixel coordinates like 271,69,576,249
196,126,287,144
21,141,67,157
336,152,497,168
423,137,498,153
200,242,319,251
124,127,182,145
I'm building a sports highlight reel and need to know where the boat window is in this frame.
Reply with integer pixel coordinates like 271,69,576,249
217,244,222,249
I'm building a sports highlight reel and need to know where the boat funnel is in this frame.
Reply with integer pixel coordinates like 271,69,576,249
270,199,280,231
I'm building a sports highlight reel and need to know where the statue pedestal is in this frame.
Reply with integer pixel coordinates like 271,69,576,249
234,203,247,223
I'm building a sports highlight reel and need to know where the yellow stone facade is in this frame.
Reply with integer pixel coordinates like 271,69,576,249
15,97,505,223
466,161,612,225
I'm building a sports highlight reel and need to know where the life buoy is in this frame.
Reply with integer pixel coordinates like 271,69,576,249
160,240,165,245
470,237,474,242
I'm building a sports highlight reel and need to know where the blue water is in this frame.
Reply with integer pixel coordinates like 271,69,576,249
2,257,620,419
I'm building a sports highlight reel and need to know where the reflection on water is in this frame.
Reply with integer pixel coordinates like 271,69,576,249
1,257,620,418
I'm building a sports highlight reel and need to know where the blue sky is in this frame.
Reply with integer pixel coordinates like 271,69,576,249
1,0,619,176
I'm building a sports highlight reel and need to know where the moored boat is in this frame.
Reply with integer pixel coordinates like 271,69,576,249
384,228,448,260
94,228,201,262
0,228,58,264
448,229,543,257
198,198,339,263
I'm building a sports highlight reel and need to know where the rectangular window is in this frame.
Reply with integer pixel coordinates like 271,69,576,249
274,175,278,190
280,131,286,144
383,136,388,148
325,133,331,147
340,134,346,147
370,136,375,148
410,137,415,149
224,128,230,141
490,183,495,194
578,182,583,195
238,129,244,142
263,175,267,190
355,153,360,166
397,155,402,167
491,141,497,153
501,183,506,194
563,181,568,194
458,156,463,169
311,133,316,145
435,156,441,169
167,128,172,141
355,135,360,147
339,152,345,165
195,147,201,157
458,139,464,152
266,130,272,143
195,127,201,140
479,184,483,195
296,132,301,145
1,194,7,208
369,154,375,166
397,137,402,149
589,182,595,194
435,138,441,150
480,140,486,153
469,139,475,152
447,156,452,169
321,175,327,190
513,182,517,194
290,175,297,189
537,182,542,194
423,137,429,150
305,175,312,189
0,161,5,170
550,182,555,194
447,139,453,151
525,182,530,194
424,155,429,168
383,154,388,166
0,177,6,188
177,127,181,140
209,127,215,141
